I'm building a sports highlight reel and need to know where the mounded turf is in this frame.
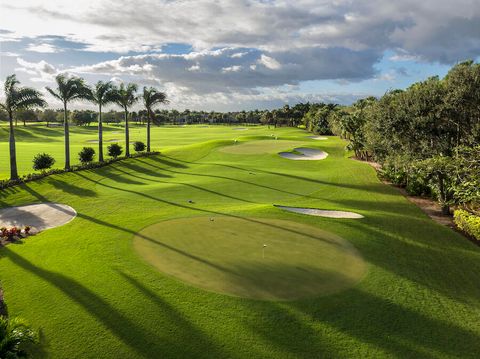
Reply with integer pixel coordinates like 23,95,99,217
0,126,480,358
134,216,366,300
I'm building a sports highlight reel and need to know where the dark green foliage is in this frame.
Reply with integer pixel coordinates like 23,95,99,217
78,147,95,164
32,153,55,171
133,141,146,152
107,143,123,158
0,316,37,358
70,110,96,126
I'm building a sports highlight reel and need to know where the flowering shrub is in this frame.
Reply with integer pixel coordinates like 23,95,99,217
454,209,480,241
0,226,33,243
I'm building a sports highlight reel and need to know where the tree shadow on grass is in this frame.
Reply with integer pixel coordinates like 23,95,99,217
288,288,480,358
135,157,323,200
149,155,188,169
8,126,64,142
161,153,398,197
97,166,147,185
46,178,97,197
339,219,480,305
1,248,161,358
117,271,229,358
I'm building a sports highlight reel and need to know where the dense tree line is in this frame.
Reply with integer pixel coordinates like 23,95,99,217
323,61,480,220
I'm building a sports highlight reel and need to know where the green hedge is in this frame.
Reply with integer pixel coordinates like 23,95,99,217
454,209,480,241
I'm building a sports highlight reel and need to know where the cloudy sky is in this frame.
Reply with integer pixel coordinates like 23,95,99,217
0,0,479,111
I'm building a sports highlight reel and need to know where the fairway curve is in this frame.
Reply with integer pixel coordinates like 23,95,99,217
275,205,364,219
0,203,77,232
133,216,366,301
279,147,328,160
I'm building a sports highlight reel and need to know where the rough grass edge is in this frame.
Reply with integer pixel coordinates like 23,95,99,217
0,152,160,190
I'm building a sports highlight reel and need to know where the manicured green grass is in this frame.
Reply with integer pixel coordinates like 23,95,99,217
134,216,366,301
0,123,287,179
1,126,480,358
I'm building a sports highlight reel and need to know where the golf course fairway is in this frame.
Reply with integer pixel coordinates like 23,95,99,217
0,126,479,358
134,216,366,300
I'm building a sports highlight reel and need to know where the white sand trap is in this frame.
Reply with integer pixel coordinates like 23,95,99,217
0,203,77,233
233,127,248,130
308,136,328,140
279,147,328,160
275,205,364,219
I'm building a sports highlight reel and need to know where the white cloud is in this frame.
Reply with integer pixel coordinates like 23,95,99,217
67,47,379,94
221,65,242,73
15,58,58,82
258,55,281,70
0,0,479,62
0,51,19,57
26,43,61,53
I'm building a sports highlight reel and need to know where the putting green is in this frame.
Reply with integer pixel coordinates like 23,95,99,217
219,139,307,155
133,216,366,300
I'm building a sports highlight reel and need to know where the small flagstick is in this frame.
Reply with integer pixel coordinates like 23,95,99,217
263,244,267,259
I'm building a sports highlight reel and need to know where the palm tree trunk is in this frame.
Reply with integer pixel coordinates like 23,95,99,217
8,113,19,180
125,109,130,157
147,109,151,152
98,104,104,162
64,102,70,170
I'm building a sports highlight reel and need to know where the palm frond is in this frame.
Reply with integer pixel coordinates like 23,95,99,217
15,87,46,110
45,86,63,102
112,82,138,109
48,74,92,103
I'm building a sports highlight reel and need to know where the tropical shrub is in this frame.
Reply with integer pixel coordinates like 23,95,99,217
133,141,146,152
78,147,95,164
107,143,123,158
32,153,55,172
454,210,480,241
0,316,38,358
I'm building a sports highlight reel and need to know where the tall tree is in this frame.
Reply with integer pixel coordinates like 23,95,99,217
46,74,91,170
90,81,116,162
113,83,138,157
142,87,168,152
0,75,46,180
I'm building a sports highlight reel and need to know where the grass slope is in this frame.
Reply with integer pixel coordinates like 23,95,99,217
0,123,287,179
0,127,479,358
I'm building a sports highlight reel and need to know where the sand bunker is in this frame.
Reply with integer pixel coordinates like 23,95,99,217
0,203,77,233
275,205,364,219
308,136,328,140
279,147,328,160
233,127,248,130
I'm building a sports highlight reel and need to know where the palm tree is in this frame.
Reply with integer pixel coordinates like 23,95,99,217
0,316,38,357
0,75,46,180
46,74,91,170
142,87,168,152
90,81,116,162
112,83,138,157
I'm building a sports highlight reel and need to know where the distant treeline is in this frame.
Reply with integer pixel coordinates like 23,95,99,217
0,103,343,128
